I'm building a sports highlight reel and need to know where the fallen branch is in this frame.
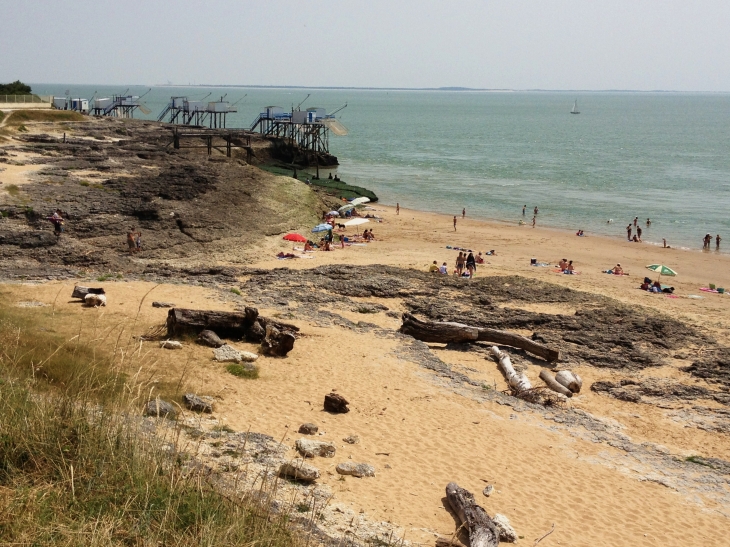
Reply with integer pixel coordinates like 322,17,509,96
539,369,573,398
400,313,559,361
534,523,555,546
492,345,532,393
445,482,499,547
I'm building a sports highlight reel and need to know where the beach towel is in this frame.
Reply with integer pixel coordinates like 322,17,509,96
700,287,722,294
603,270,629,276
553,269,581,275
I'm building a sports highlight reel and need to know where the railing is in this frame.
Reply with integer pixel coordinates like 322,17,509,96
0,95,52,103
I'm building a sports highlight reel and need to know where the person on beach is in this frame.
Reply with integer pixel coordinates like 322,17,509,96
663,238,670,248
429,260,439,273
456,252,465,275
453,216,457,231
647,218,651,226
127,227,137,254
439,262,448,275
627,225,632,241
612,264,624,275
396,203,400,215
476,252,484,264
462,208,466,219
703,233,712,249
532,215,536,227
717,234,722,249
636,226,642,242
534,206,539,215
633,217,638,227
328,172,333,179
135,230,142,252
558,258,568,270
522,205,526,215
566,260,575,274
466,252,476,277
48,209,64,238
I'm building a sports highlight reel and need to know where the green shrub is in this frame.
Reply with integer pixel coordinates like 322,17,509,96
226,363,259,379
79,180,90,187
4,184,19,196
230,287,242,296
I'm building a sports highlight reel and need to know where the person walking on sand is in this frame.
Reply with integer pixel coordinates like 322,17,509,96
396,203,400,215
466,252,476,278
456,252,465,276
627,224,632,241
532,215,536,228
717,234,722,249
636,226,642,242
453,216,457,231
462,208,466,219
522,204,526,215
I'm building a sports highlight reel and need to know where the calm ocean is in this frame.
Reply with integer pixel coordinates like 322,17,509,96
31,84,730,252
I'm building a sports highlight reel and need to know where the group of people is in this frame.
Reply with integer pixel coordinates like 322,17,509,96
640,277,674,294
626,217,648,242
126,227,142,253
558,258,576,274
703,233,721,250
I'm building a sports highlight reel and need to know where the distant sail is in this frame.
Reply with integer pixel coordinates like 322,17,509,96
571,100,580,114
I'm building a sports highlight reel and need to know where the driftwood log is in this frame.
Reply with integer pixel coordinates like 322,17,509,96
445,482,499,547
401,313,559,362
492,345,531,393
166,308,299,356
555,370,583,393
539,370,572,398
72,286,105,299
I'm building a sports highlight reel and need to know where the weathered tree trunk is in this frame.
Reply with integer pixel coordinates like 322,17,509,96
260,324,296,356
555,370,583,393
401,314,559,362
539,370,572,398
400,314,479,343
445,482,500,547
72,286,105,299
491,346,531,393
167,308,259,338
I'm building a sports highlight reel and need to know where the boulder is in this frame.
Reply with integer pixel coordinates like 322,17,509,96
492,513,518,543
84,293,107,307
335,462,375,478
152,301,176,308
298,423,319,435
260,324,296,356
197,329,224,348
324,392,349,413
342,435,360,444
183,393,214,413
144,399,176,418
160,340,183,350
279,459,320,482
295,438,336,458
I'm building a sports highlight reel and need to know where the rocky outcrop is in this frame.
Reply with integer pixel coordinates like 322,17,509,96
335,462,375,478
183,393,214,413
278,459,320,482
144,399,176,418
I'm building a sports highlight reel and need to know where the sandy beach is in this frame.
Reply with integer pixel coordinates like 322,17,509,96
3,201,730,547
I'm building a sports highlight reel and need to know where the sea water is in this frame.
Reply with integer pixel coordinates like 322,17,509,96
31,84,730,252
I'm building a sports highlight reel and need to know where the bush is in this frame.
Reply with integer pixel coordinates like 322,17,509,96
0,80,32,94
226,363,259,379
4,184,19,196
230,287,242,296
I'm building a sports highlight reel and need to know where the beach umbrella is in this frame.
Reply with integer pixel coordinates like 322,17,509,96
338,204,355,214
283,233,307,242
646,264,678,280
327,210,340,217
343,218,369,227
350,197,370,206
312,223,332,233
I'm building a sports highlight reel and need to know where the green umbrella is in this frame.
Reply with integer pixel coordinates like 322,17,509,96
646,264,678,280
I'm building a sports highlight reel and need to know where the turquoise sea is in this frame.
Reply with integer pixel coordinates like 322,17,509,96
31,84,730,252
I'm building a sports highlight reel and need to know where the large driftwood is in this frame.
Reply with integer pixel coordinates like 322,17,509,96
72,286,106,299
445,482,499,547
401,313,559,362
492,345,531,393
555,370,583,394
539,370,572,398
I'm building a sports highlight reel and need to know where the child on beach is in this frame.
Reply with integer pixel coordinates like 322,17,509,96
453,216,457,231
429,261,439,273
439,262,448,275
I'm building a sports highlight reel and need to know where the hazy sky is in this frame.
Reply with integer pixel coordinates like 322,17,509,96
2,0,728,91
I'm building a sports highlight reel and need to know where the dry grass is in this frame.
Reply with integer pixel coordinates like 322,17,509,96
4,109,85,126
0,296,310,547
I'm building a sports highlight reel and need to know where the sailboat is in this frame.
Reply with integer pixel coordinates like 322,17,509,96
570,99,580,114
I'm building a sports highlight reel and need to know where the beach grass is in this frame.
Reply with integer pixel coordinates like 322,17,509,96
4,184,19,196
0,295,305,547
4,109,85,125
226,363,260,379
258,164,378,202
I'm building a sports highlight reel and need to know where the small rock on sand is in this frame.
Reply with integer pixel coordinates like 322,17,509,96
183,393,214,413
279,459,320,482
298,423,319,435
84,293,106,307
144,399,176,418
160,340,183,350
197,329,224,348
324,392,349,413
336,462,375,478
342,435,360,444
152,301,176,308
213,344,258,362
483,485,494,497
492,513,518,543
295,438,336,458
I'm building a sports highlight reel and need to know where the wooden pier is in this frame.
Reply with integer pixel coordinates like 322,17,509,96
170,128,253,160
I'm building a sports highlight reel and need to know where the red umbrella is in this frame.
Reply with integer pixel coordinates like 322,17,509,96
283,233,307,242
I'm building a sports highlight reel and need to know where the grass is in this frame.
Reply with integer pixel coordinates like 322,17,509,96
685,455,713,467
0,295,307,547
258,164,378,202
79,180,90,187
4,109,85,126
226,363,260,379
4,184,19,196
230,287,242,296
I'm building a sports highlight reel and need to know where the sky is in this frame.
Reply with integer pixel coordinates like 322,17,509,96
2,0,729,91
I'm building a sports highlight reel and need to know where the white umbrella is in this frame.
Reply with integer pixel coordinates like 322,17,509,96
350,197,370,206
338,204,355,214
343,218,370,227
327,210,340,217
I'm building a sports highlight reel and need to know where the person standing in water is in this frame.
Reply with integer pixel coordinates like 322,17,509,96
522,205,526,215
627,224,632,241
717,234,722,250
534,206,539,215
462,208,466,219
646,218,651,226
633,217,638,227
636,226,643,242
532,215,536,228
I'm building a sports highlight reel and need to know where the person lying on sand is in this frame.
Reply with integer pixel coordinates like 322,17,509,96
476,252,484,264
